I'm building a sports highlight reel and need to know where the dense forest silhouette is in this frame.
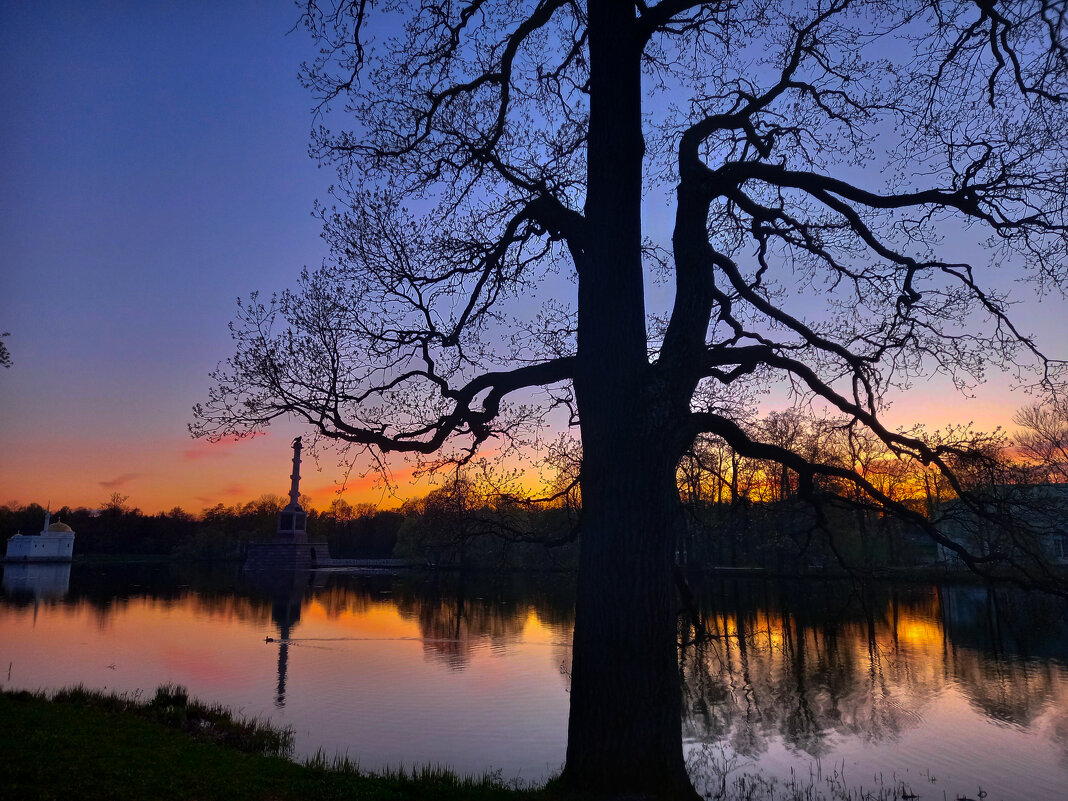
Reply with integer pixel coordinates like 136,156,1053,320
5,404,1065,575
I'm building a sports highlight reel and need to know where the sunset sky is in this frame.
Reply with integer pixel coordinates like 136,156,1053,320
2,1,1065,515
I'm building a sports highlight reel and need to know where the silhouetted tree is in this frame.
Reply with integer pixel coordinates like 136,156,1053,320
398,472,487,564
195,2,1068,796
326,507,403,557
1014,397,1068,482
100,492,131,514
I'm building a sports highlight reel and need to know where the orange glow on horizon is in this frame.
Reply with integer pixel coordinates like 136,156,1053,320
0,380,1042,517
0,426,454,515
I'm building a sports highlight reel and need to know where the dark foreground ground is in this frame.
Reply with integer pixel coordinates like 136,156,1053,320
1,686,922,801
0,686,541,801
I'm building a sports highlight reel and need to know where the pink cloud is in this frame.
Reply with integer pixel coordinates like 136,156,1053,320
305,462,424,504
305,482,348,501
99,473,142,489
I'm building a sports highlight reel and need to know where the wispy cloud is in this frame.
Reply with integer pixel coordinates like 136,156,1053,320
305,463,422,505
192,483,248,508
182,432,266,461
99,473,142,489
305,483,349,501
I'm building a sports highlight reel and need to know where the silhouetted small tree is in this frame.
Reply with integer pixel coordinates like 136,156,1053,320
1014,398,1068,483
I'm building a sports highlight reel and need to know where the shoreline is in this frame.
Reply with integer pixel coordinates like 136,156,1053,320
0,685,541,801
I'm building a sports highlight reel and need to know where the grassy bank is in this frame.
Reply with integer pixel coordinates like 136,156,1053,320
0,686,925,801
0,686,538,801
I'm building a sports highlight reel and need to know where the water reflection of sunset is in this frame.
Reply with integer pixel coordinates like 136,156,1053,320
893,613,944,651
302,597,420,639
3,568,1066,798
0,596,272,696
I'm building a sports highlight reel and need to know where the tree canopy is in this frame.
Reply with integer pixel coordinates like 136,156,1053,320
198,0,1066,505
196,2,1068,797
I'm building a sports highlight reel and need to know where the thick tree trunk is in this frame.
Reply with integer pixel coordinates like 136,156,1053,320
558,4,698,797
560,438,696,798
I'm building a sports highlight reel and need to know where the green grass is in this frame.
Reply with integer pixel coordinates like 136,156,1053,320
0,686,929,801
0,686,540,801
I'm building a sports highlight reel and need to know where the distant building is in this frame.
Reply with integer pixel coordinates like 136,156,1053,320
4,509,75,562
935,483,1068,566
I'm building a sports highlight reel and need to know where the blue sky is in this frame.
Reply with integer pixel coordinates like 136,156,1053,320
1,1,1064,513
1,2,333,510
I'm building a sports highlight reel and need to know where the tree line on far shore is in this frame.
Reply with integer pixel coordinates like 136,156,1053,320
4,398,1064,574
0,494,401,563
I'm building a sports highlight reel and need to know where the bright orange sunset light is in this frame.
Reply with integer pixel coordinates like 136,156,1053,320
0,388,1041,516
0,425,445,515
302,598,422,640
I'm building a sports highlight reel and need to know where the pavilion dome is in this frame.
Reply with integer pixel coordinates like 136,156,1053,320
46,522,74,533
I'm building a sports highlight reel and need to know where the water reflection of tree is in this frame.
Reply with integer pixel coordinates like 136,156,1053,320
9,565,1064,752
0,563,280,632
389,572,576,670
939,585,1068,727
680,579,1068,760
0,563,277,625
255,569,576,671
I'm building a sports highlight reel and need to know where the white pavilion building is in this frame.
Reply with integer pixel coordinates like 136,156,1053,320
4,509,75,562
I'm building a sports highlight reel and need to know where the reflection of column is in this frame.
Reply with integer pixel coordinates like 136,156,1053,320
275,634,289,708
268,579,303,709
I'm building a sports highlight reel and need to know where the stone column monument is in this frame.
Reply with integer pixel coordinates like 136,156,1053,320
244,437,331,571
276,437,307,543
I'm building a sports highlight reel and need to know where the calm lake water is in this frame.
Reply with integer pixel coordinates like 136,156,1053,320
2,562,1066,800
